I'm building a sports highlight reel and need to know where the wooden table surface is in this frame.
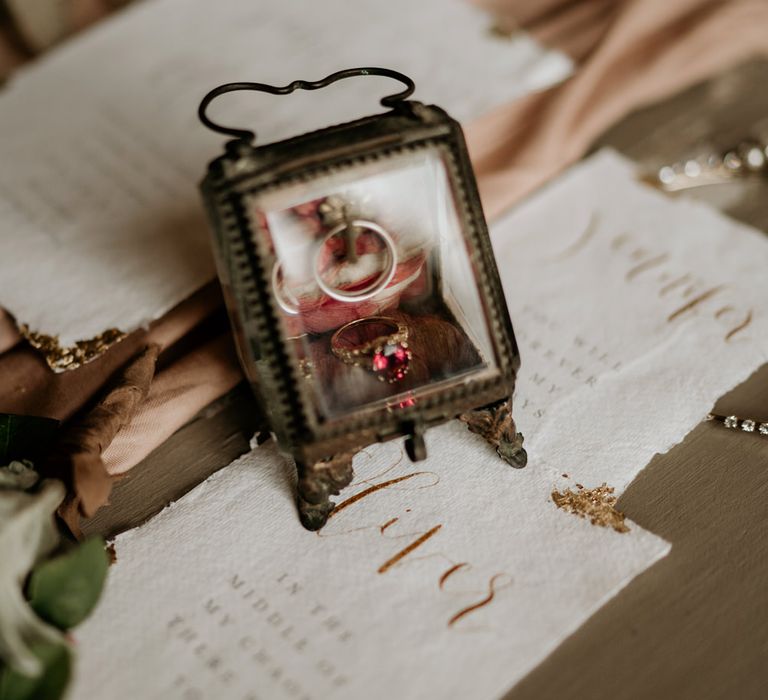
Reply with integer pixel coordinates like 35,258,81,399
83,60,768,700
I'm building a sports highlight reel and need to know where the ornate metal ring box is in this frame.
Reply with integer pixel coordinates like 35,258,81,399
198,68,526,530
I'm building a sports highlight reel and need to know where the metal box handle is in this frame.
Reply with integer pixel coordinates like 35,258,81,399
198,67,416,144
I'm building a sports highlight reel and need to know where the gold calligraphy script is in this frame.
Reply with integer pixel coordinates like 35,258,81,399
321,451,512,630
547,214,754,343
614,233,753,341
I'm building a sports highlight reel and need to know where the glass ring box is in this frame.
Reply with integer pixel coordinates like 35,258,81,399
199,68,526,530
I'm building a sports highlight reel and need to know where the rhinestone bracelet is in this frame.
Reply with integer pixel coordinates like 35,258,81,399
707,413,768,436
651,137,767,192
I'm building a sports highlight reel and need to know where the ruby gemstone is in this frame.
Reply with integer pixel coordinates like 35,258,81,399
372,343,410,382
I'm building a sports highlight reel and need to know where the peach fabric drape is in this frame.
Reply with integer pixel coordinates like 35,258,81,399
0,284,223,420
100,334,241,475
1,0,767,482
471,0,768,218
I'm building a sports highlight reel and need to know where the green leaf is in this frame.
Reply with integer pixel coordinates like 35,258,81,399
0,415,59,464
0,643,71,700
27,538,109,631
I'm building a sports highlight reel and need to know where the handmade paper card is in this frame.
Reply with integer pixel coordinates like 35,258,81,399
0,0,571,369
494,150,768,492
71,427,668,700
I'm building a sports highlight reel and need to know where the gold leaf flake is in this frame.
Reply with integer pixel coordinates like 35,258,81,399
20,326,126,372
551,483,630,533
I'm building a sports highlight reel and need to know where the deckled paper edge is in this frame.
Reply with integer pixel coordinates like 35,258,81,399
515,149,768,494
489,531,671,700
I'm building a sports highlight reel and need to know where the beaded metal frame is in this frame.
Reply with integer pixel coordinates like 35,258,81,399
200,81,524,529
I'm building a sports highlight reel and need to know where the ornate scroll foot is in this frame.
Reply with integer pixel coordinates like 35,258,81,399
459,398,527,469
297,497,335,531
296,451,355,531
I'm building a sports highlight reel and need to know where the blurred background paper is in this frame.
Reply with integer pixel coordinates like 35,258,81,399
0,0,571,362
